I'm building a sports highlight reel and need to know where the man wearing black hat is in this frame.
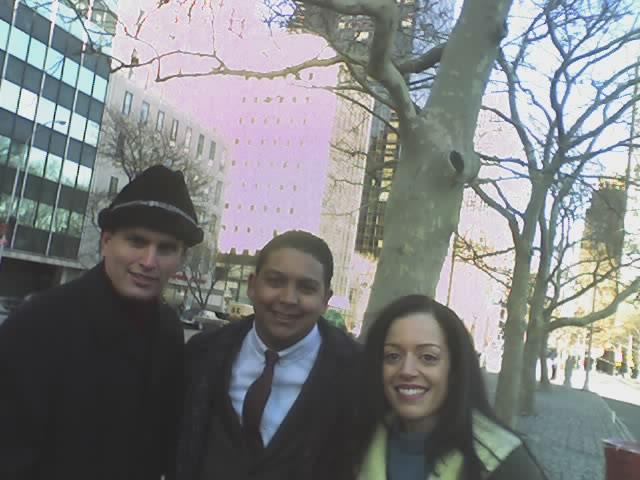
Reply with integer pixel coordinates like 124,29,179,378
0,165,203,480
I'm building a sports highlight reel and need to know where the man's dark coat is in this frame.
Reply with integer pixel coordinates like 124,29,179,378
0,264,184,480
175,316,362,480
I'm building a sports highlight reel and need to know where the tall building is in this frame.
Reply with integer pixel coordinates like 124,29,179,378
0,0,117,296
289,2,421,258
319,68,373,311
577,180,626,348
78,69,228,308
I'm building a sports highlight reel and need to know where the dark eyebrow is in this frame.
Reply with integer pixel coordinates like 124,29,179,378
384,343,442,350
263,268,322,286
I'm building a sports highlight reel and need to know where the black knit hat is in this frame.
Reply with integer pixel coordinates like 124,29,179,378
98,165,204,247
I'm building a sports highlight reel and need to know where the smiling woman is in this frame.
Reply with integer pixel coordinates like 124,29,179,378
353,295,547,480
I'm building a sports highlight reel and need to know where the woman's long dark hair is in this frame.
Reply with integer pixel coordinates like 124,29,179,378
354,294,499,480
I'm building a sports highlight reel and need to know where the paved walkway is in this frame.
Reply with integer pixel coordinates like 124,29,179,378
485,373,633,480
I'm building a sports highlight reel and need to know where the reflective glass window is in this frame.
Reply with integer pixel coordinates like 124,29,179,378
35,202,53,230
0,20,10,50
88,99,103,123
122,91,133,116
8,142,27,168
44,47,63,79
58,83,74,109
61,159,78,186
17,88,38,120
27,147,47,176
36,97,56,126
0,80,20,112
0,134,10,164
53,207,69,232
7,28,29,61
62,57,79,87
85,121,99,147
69,113,86,142
77,165,91,191
45,153,62,181
92,75,106,101
18,198,37,226
75,91,90,117
68,211,83,236
77,66,94,96
140,101,150,124
0,193,15,219
27,38,46,69
22,64,43,93
54,106,71,132
156,111,165,131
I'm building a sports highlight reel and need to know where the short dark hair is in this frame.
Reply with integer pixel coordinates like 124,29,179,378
355,294,496,480
255,230,333,289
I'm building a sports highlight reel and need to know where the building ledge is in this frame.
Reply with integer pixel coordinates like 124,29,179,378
3,249,84,270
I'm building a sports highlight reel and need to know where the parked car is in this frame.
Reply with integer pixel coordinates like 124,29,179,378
180,308,204,330
196,310,229,331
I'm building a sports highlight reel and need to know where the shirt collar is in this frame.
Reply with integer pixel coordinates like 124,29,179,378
248,322,322,364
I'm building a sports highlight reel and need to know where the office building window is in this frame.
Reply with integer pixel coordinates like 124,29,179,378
196,133,204,157
108,176,119,196
214,181,223,204
139,101,150,124
156,110,165,131
122,91,133,116
209,140,216,160
184,127,192,151
170,119,179,141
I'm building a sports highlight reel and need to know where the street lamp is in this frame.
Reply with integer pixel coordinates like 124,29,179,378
0,119,67,267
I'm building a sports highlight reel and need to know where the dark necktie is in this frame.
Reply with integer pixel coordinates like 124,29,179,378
242,349,279,451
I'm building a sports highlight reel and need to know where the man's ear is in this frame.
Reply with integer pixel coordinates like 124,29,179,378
323,288,333,310
247,272,257,302
99,231,112,256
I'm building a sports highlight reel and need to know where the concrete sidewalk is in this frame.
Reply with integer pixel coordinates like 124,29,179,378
485,374,631,480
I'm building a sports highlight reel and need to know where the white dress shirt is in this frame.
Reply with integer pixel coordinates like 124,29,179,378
229,324,322,446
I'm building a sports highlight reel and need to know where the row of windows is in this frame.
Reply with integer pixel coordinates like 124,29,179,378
121,91,220,162
0,79,100,148
0,133,93,194
0,192,85,237
1,22,108,101
241,95,312,104
231,159,302,170
19,0,115,55
237,182,298,191
221,225,288,235
233,138,306,147
0,53,105,123
0,108,97,168
238,117,309,126
223,203,296,215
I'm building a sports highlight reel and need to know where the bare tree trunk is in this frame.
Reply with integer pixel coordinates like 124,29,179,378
539,331,552,391
520,319,544,415
364,122,466,321
494,251,530,426
363,0,515,330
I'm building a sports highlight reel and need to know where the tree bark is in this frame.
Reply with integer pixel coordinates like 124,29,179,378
520,319,544,415
494,249,531,426
363,0,515,329
539,330,552,391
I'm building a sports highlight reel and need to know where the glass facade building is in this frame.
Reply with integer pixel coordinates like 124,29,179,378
0,0,116,262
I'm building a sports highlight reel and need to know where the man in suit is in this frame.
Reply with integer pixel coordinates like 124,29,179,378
176,230,361,480
0,165,203,480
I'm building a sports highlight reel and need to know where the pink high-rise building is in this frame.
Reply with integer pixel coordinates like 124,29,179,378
115,1,340,256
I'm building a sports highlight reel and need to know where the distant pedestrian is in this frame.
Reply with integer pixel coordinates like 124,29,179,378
0,166,203,480
175,230,361,480
353,294,547,480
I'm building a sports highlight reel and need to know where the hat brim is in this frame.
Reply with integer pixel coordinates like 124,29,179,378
98,205,204,247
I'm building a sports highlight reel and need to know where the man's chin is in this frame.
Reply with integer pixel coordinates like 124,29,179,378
120,285,159,302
